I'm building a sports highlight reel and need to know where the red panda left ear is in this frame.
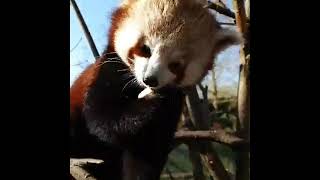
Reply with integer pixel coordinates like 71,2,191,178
213,28,243,54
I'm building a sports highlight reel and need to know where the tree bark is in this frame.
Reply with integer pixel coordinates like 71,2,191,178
188,143,207,180
232,0,250,180
183,93,207,180
206,1,250,23
185,86,231,180
70,159,104,180
175,130,249,149
70,0,100,59
212,65,219,111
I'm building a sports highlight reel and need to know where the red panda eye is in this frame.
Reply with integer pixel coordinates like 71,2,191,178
168,62,182,73
140,44,151,57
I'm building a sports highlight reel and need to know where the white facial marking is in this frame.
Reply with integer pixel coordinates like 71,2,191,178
114,19,142,65
133,56,148,85
144,48,160,77
143,47,175,88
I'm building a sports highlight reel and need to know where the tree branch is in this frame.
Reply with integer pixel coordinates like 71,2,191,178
218,22,236,26
175,130,249,149
70,37,82,53
185,87,231,180
161,173,193,179
205,1,250,23
233,0,250,180
206,1,235,19
198,83,208,101
70,159,104,180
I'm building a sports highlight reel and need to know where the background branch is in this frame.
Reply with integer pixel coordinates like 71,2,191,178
206,1,235,19
206,1,250,23
70,37,82,53
70,159,104,180
175,130,249,149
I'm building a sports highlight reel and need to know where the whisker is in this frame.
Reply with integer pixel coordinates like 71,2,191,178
133,79,142,87
96,61,125,68
103,52,117,55
117,68,130,72
107,57,122,60
121,78,136,94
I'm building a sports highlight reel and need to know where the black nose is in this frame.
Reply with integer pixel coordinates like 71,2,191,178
143,76,158,87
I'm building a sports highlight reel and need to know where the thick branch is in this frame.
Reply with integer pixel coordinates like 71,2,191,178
161,173,193,179
188,143,207,180
175,130,249,149
70,159,104,180
185,87,231,180
233,1,250,180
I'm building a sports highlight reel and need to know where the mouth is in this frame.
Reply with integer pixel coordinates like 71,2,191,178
138,83,183,99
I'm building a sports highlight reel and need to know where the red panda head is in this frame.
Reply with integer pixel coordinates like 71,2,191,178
108,0,242,89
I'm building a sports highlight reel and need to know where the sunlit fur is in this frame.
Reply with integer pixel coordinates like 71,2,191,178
113,0,242,89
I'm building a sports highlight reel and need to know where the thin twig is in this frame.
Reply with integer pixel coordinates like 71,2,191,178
70,37,83,53
205,1,250,23
205,1,235,18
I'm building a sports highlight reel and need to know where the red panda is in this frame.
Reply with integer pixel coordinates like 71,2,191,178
70,0,241,179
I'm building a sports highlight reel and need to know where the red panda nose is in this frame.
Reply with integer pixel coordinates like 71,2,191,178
143,76,159,87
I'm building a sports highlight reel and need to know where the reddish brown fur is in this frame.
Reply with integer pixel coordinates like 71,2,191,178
70,61,101,122
106,6,129,53
71,6,130,123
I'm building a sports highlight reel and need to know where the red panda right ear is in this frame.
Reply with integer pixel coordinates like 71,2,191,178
212,28,243,54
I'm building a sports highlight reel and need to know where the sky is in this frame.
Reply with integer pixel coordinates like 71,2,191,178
70,0,119,85
70,0,240,95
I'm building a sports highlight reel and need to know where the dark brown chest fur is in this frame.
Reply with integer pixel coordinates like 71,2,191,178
70,53,184,179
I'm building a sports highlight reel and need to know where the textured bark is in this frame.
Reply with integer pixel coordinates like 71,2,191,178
232,0,250,180
70,159,104,180
206,1,236,19
175,130,249,149
188,143,207,180
185,86,231,180
212,65,219,111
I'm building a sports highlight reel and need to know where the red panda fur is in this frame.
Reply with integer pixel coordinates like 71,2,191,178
70,63,99,121
70,5,185,179
70,0,240,179
70,5,128,123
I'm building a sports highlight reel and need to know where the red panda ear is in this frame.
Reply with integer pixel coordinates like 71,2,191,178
213,28,243,54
